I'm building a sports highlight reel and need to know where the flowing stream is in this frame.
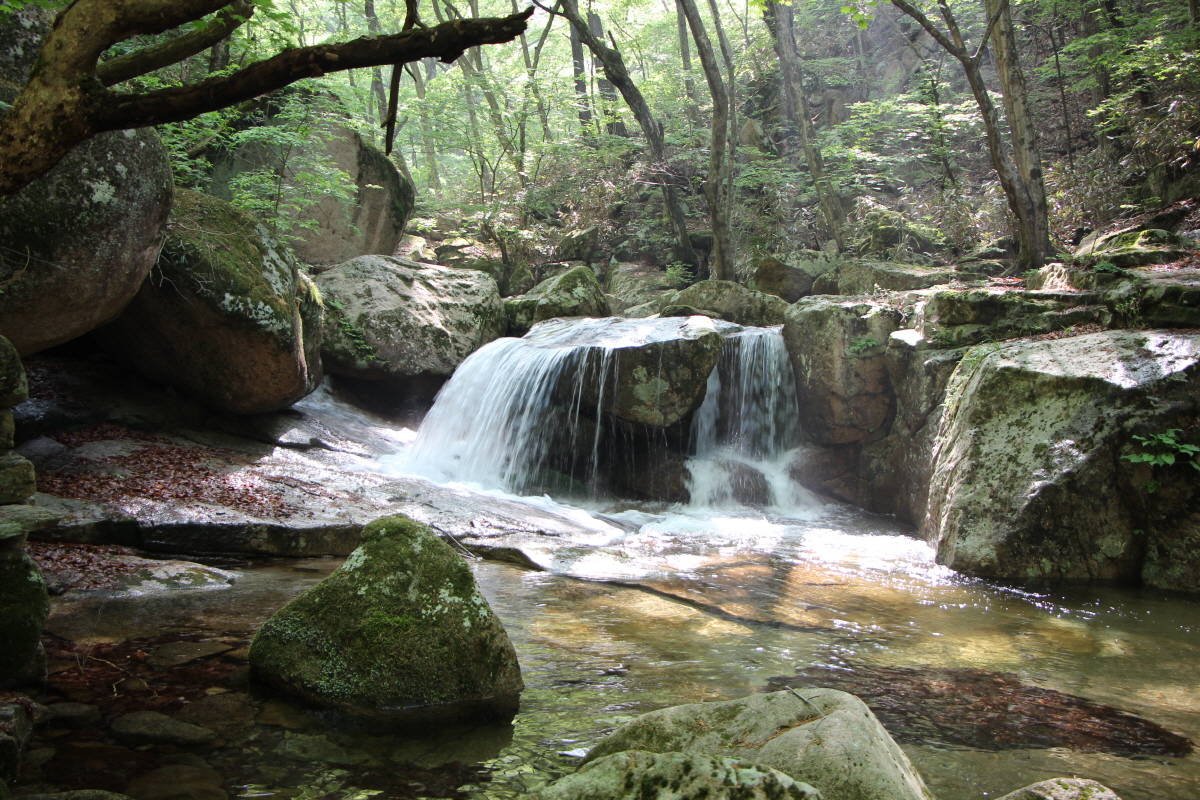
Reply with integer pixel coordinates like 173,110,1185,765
45,318,1200,800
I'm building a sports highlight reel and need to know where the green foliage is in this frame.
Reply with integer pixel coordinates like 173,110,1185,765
847,335,881,355
665,262,694,289
1123,429,1200,493
1092,261,1124,274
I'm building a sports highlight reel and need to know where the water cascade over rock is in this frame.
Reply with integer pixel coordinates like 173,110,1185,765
403,315,811,510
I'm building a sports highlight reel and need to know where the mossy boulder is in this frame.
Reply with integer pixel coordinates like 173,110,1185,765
553,226,600,263
583,690,933,800
853,208,939,257
606,262,676,308
923,330,1200,589
1076,227,1196,268
0,452,35,505
505,266,609,337
835,260,971,296
663,280,788,327
996,778,1121,800
316,256,505,380
0,128,172,356
0,336,27,408
249,514,523,723
783,298,903,445
539,752,821,800
0,541,49,689
94,189,323,414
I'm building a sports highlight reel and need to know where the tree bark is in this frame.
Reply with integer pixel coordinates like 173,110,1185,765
408,62,442,195
675,0,701,126
0,0,532,198
678,0,732,280
588,12,627,137
769,1,845,250
888,0,1049,272
564,0,593,136
556,1,699,268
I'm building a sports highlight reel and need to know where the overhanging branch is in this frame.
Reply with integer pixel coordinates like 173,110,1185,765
94,9,535,130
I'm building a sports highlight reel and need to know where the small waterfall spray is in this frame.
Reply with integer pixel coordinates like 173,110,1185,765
402,316,814,511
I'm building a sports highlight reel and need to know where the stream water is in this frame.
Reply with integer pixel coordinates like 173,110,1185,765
43,319,1200,800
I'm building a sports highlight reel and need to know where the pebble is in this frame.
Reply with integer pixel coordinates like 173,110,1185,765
110,711,217,746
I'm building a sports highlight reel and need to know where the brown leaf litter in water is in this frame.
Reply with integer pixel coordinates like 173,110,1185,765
767,663,1193,757
37,424,292,519
26,542,146,593
16,631,490,799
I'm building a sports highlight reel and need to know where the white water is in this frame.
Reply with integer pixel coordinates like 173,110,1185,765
396,315,818,515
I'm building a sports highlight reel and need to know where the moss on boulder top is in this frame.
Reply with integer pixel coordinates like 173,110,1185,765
95,189,323,415
505,266,610,336
248,514,524,724
664,281,788,327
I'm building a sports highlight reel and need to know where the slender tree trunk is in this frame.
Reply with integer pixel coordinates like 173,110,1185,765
986,0,1051,267
516,0,555,143
588,12,628,137
409,64,442,195
557,1,699,268
675,0,701,126
1047,6,1074,170
565,0,594,137
705,0,737,261
769,2,845,250
678,0,732,280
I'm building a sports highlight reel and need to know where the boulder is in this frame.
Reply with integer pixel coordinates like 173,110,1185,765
583,690,933,800
0,698,33,783
996,778,1121,800
1076,227,1196,268
0,532,49,688
664,281,788,327
0,450,35,504
606,262,676,308
110,711,217,746
539,751,822,800
0,336,28,408
210,124,414,267
554,226,600,262
124,764,226,800
316,256,506,381
505,266,610,337
19,794,134,800
504,263,536,297
748,252,841,302
0,128,173,356
248,514,524,724
853,208,939,257
836,260,970,296
921,288,1104,348
95,189,323,415
923,330,1200,589
783,298,903,445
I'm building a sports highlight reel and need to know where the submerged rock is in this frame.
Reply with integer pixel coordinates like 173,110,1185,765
0,530,49,688
583,690,933,800
924,330,1200,588
540,751,822,800
249,514,524,724
316,255,505,381
95,189,323,414
997,778,1122,800
505,266,610,337
110,711,216,746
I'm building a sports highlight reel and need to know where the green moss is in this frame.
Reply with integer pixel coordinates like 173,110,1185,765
0,552,49,683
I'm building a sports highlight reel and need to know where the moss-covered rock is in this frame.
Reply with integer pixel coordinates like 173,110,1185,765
996,778,1122,800
505,266,609,337
663,280,788,327
783,298,903,446
1076,227,1197,268
0,546,49,689
853,208,940,258
553,226,600,263
94,189,323,414
0,337,27,408
582,690,933,800
316,255,505,380
835,260,974,296
0,451,35,505
539,752,821,800
249,514,523,723
606,262,676,309
923,330,1200,588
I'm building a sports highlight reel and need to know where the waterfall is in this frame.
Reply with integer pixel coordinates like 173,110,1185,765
401,316,813,511
685,326,812,510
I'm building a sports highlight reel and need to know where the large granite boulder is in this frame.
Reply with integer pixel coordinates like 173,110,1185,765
316,255,506,381
923,330,1200,589
606,262,676,309
663,280,788,327
505,266,610,337
748,252,840,302
0,128,172,357
583,690,933,800
210,123,414,267
1075,227,1196,268
833,260,971,296
95,189,323,415
783,298,903,445
540,752,821,800
996,778,1121,800
249,514,524,723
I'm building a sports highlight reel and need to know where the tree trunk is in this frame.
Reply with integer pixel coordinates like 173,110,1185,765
557,2,699,268
677,0,732,281
675,0,701,126
588,12,628,137
409,63,442,195
0,1,532,198
565,0,593,137
516,0,555,143
769,2,845,250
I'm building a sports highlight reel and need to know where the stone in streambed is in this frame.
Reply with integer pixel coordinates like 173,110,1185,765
124,764,226,800
0,534,49,689
539,751,822,800
996,778,1122,800
663,280,788,327
146,641,233,670
249,514,523,725
583,689,933,800
110,711,216,746
505,266,610,337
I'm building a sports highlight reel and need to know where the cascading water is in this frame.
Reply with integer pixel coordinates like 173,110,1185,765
401,315,815,512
